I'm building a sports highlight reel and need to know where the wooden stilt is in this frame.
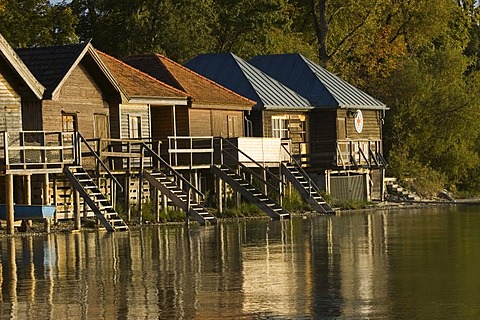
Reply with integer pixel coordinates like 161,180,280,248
154,188,160,223
73,189,81,230
125,175,131,221
43,173,51,233
162,194,168,215
216,177,223,214
25,174,33,228
52,175,57,225
138,155,144,224
6,174,15,235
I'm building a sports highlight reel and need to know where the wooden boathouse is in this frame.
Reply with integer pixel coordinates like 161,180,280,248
2,37,338,234
249,54,388,201
125,53,334,217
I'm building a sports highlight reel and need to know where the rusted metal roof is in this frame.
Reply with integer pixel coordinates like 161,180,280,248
249,53,386,110
185,52,311,111
97,51,188,104
123,54,255,110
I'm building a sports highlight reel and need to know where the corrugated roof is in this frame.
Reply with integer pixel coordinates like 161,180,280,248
123,54,254,109
185,52,311,110
16,42,88,99
249,53,386,110
0,33,45,99
97,51,188,101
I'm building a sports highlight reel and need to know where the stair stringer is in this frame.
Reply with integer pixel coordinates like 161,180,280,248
64,166,129,232
211,165,290,220
281,163,335,214
143,170,217,225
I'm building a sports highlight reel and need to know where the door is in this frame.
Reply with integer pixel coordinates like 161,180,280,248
94,114,109,156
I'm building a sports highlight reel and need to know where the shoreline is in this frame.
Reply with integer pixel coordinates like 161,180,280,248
1,199,478,237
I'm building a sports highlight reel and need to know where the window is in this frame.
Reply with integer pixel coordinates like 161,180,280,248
62,114,77,132
129,115,142,139
272,116,289,138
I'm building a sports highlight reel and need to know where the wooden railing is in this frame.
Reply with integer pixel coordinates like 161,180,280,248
290,139,386,169
0,131,76,171
167,136,214,168
336,139,385,168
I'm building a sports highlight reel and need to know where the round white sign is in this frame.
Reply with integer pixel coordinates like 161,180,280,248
354,110,363,133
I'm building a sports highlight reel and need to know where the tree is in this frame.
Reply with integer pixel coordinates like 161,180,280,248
0,0,78,47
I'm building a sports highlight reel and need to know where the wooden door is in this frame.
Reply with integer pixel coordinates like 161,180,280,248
94,114,109,155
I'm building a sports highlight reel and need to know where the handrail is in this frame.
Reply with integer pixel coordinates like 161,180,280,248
219,137,284,185
281,143,322,196
77,132,123,192
222,148,282,192
141,142,204,198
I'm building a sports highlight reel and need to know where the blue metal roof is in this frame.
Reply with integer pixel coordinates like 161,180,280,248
249,53,386,110
185,52,311,110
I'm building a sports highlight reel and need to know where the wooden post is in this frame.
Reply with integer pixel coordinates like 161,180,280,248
235,167,241,208
43,173,51,233
25,174,33,227
216,177,223,215
125,175,131,222
153,188,160,223
278,165,283,207
52,175,58,225
138,150,144,224
73,189,81,230
185,186,191,225
263,168,268,196
162,194,168,215
6,174,15,235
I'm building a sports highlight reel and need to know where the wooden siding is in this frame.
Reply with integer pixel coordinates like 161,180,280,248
262,111,307,154
309,109,336,154
42,63,109,138
109,101,120,139
211,109,243,137
21,100,42,130
0,72,22,132
338,109,382,140
189,108,212,136
151,106,173,142
174,106,189,136
120,104,151,139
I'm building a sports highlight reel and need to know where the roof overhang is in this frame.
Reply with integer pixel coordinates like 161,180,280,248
263,104,313,111
129,96,189,106
0,34,45,99
51,41,125,101
191,101,253,111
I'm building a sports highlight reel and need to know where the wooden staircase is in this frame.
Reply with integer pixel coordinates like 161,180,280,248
281,162,334,214
64,166,128,232
143,170,217,225
211,164,290,220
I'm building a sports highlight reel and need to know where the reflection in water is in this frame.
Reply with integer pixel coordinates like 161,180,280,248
1,207,480,318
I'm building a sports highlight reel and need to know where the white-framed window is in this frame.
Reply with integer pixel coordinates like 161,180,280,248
272,116,289,138
129,115,142,139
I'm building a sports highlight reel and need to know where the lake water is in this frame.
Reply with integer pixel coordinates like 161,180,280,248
1,206,480,319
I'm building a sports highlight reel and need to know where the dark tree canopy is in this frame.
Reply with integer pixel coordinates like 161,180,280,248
2,0,480,194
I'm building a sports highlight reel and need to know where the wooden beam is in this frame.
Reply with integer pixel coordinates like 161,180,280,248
6,174,14,235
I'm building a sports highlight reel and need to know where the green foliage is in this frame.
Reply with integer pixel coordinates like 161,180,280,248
0,0,78,47
2,0,480,195
217,201,263,219
336,199,376,210
282,188,312,212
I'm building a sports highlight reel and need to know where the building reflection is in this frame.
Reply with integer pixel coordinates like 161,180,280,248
0,213,392,319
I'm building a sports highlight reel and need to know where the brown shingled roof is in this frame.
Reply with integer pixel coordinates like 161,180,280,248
123,54,254,109
97,51,188,101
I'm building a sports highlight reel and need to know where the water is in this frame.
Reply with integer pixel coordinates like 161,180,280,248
1,206,480,319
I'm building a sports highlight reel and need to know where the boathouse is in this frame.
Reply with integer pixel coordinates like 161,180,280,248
125,53,334,217
0,33,46,232
182,53,334,214
249,53,388,201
